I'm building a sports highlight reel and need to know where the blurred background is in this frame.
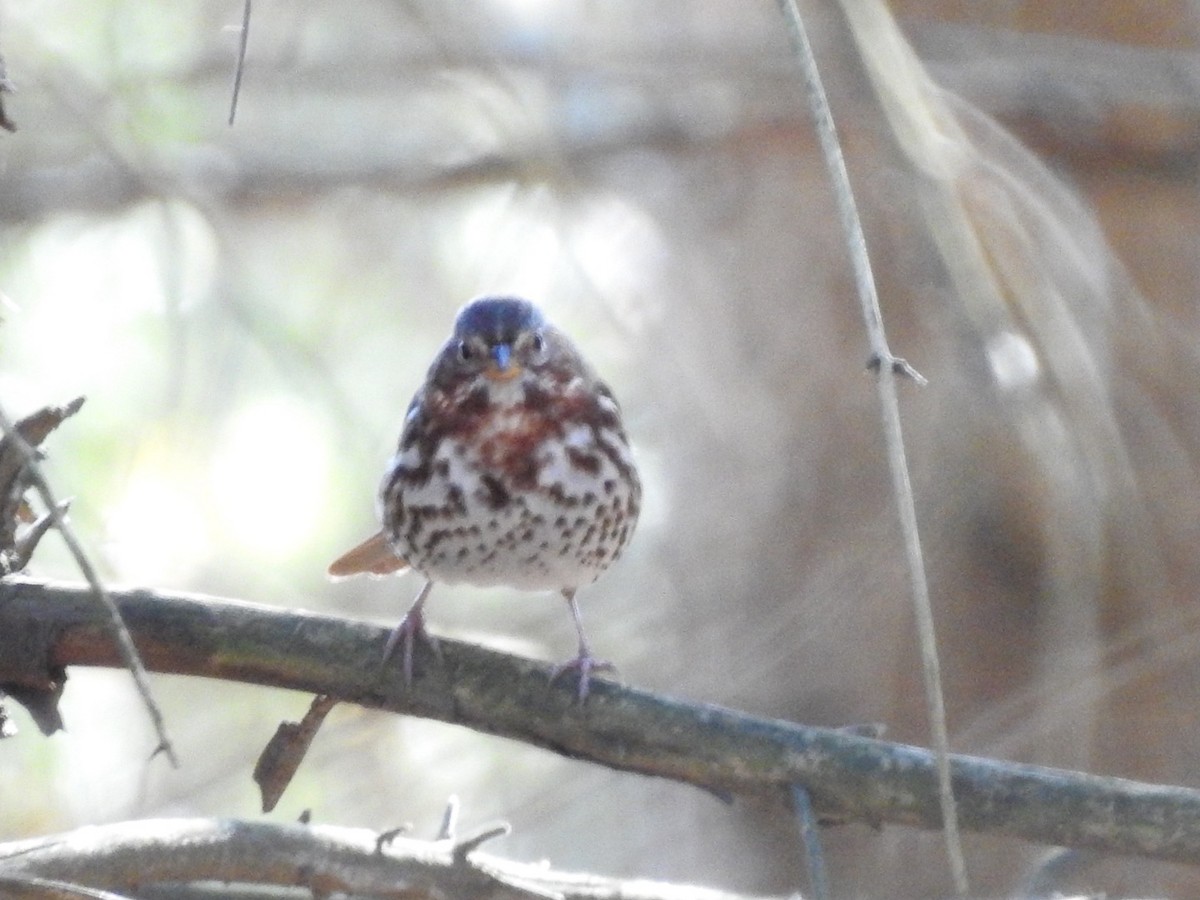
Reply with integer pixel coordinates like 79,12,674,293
3,0,1200,896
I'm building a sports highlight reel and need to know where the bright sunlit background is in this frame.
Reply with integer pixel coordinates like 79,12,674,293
3,1,1200,896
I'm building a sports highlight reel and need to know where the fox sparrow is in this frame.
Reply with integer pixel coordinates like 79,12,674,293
329,296,641,700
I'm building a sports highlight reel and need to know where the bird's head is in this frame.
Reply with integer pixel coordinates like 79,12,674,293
444,296,555,388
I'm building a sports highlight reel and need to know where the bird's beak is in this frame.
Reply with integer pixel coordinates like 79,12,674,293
484,343,522,381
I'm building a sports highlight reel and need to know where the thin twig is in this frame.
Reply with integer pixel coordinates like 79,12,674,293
0,406,178,767
227,0,252,126
790,785,829,900
773,2,967,893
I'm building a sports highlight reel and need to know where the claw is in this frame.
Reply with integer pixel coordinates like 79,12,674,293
550,652,616,702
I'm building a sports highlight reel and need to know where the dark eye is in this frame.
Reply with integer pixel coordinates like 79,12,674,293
531,332,546,354
457,340,474,362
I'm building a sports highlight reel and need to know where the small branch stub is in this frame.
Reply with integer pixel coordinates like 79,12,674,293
866,352,928,386
451,823,512,867
436,794,461,842
254,694,338,812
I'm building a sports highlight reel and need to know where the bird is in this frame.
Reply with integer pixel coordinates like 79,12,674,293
329,296,641,700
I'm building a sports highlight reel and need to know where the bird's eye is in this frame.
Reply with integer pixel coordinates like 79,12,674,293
531,332,546,355
457,340,474,362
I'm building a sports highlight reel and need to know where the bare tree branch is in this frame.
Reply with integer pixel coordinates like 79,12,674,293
3,577,1200,868
0,818,769,900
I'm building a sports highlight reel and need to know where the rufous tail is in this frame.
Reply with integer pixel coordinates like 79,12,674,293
327,531,408,578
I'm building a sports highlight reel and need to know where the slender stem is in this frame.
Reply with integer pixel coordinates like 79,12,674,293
773,1,967,893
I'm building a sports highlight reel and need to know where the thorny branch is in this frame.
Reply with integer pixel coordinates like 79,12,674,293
0,817,764,900
4,577,1200,869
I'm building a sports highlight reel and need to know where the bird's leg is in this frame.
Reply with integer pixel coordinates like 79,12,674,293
382,579,440,685
549,589,615,702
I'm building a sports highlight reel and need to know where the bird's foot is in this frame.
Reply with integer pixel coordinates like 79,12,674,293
381,608,441,686
550,652,616,703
